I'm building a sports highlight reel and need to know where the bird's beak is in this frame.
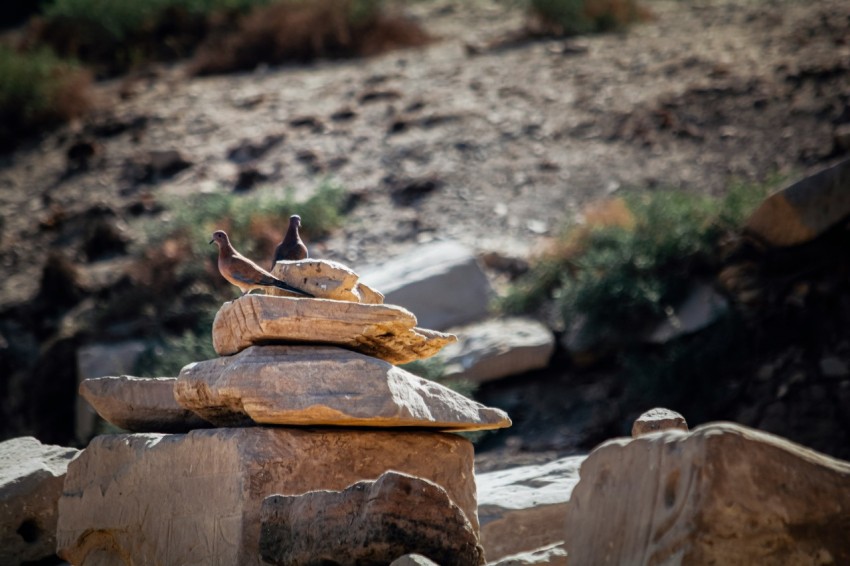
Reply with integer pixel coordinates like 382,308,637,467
209,239,215,245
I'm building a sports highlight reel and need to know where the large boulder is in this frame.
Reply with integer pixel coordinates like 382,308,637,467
79,375,212,433
57,428,477,565
211,294,456,364
175,345,511,431
0,437,79,566
260,471,484,565
438,317,555,383
477,455,583,561
564,422,850,565
746,157,850,247
359,241,494,330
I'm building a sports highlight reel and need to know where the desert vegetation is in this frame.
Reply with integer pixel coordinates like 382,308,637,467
526,0,649,36
0,46,91,151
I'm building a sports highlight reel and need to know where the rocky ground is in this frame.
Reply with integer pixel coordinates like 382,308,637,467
1,0,849,457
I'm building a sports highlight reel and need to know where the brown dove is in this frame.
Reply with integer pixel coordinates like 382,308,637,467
210,230,313,297
271,214,308,269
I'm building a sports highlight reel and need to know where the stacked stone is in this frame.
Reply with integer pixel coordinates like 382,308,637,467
58,259,511,565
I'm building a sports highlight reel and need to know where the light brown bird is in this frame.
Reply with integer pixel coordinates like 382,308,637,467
210,230,313,297
271,214,308,269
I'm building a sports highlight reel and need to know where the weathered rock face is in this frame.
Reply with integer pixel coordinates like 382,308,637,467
477,455,583,561
175,345,511,431
0,437,79,566
438,317,555,383
211,294,456,364
564,422,850,565
631,407,688,438
57,428,477,566
270,258,385,303
360,240,494,331
80,375,212,432
260,471,485,566
746,157,850,247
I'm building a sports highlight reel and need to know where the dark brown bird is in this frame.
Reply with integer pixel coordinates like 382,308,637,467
210,230,312,297
271,214,308,269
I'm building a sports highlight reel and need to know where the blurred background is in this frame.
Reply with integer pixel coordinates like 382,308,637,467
1,0,848,465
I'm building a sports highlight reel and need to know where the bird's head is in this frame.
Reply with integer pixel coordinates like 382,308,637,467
210,230,229,247
290,214,301,227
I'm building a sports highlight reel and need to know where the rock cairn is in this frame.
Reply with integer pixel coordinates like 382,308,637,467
58,258,510,565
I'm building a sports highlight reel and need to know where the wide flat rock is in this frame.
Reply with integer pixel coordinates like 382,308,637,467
477,455,584,561
260,471,484,565
564,422,850,565
1,437,79,566
57,428,477,566
79,375,212,433
359,240,494,331
438,317,555,383
211,294,456,364
175,345,511,431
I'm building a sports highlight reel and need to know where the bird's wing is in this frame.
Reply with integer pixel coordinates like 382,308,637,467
229,255,276,285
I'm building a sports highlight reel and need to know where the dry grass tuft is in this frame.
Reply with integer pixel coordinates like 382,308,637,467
191,0,430,75
0,46,92,151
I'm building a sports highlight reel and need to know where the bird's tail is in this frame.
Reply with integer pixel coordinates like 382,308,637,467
272,278,314,298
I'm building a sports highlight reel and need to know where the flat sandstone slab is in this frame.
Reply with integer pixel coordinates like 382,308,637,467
57,428,477,566
212,295,456,364
176,345,511,431
79,376,212,433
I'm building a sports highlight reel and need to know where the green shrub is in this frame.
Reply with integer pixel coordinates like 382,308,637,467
501,181,776,340
35,0,425,75
528,0,647,36
0,46,91,150
35,0,273,73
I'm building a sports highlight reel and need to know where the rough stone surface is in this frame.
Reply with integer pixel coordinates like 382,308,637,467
359,240,494,330
269,258,384,304
75,340,146,443
438,317,555,383
211,294,456,364
746,157,850,247
631,407,689,438
564,422,850,565
260,471,484,566
79,375,212,433
645,283,728,344
487,542,569,566
57,428,477,566
176,345,511,431
477,455,583,561
0,437,79,566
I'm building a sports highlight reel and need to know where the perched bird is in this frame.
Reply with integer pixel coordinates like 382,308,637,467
210,230,313,297
271,214,308,269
